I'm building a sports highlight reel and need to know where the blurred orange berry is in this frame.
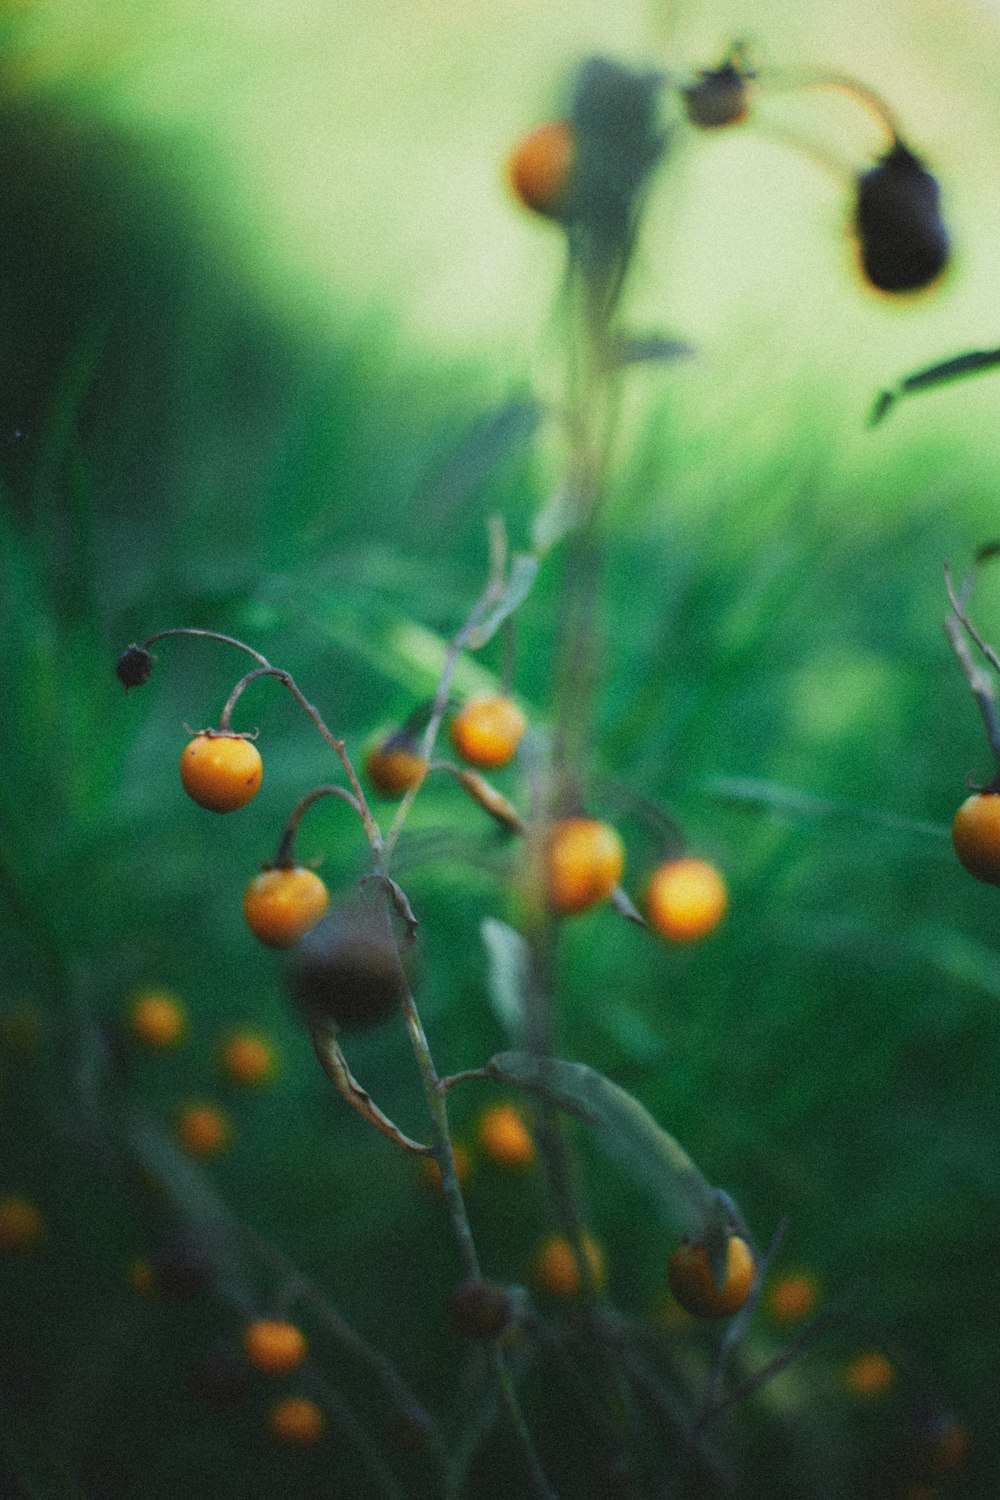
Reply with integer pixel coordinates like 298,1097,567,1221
646,858,727,942
176,1102,231,1158
477,1104,535,1170
507,121,575,218
128,988,186,1048
844,1350,896,1398
766,1270,820,1324
127,1258,157,1295
668,1235,755,1318
243,867,329,948
449,696,526,770
533,1232,607,1297
0,1195,45,1251
952,792,1000,885
243,1318,308,1376
544,818,625,915
267,1395,325,1445
219,1031,276,1087
365,736,426,798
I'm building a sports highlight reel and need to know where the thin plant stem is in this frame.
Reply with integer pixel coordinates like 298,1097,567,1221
758,67,903,146
273,784,361,867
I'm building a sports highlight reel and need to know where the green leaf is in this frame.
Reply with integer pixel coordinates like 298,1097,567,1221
480,918,530,1044
484,1051,722,1240
421,398,543,513
466,553,539,648
870,346,1000,424
605,333,695,370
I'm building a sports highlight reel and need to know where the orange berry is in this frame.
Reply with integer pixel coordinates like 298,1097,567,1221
844,1349,896,1398
364,737,427,798
449,697,527,770
507,121,575,218
180,732,262,813
544,818,625,915
243,866,329,948
219,1030,276,1086
646,858,727,942
267,1395,325,1446
766,1270,820,1324
243,1318,308,1376
0,1195,45,1250
667,1235,755,1318
175,1102,231,1158
128,988,186,1048
903,1411,970,1482
952,792,1000,885
477,1104,535,1170
533,1232,607,1298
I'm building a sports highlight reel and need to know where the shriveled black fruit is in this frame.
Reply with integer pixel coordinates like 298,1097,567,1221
683,64,750,129
115,644,154,690
292,909,406,1031
854,143,949,293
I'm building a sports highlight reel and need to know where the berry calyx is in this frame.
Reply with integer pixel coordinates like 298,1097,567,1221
951,792,1000,885
243,866,330,948
646,858,728,941
364,735,427,798
180,732,263,813
667,1235,755,1318
544,817,625,915
243,1318,308,1377
449,696,527,770
507,121,575,218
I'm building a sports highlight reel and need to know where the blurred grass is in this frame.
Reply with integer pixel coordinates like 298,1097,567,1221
2,20,1000,1500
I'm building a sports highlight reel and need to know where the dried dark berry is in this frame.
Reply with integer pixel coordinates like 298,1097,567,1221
292,909,406,1031
854,143,949,293
115,644,154,690
683,64,750,129
446,1278,513,1341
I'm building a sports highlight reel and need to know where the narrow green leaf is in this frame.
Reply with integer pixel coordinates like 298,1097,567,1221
421,398,543,513
480,918,530,1044
870,346,1000,424
485,1051,719,1237
605,333,695,370
466,553,539,648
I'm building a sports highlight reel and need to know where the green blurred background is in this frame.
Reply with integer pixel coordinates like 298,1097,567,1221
2,0,1000,1494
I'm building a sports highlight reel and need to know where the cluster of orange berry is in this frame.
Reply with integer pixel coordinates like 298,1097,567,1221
367,694,728,938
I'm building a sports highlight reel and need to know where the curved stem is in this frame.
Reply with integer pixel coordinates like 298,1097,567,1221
759,67,902,147
274,784,361,867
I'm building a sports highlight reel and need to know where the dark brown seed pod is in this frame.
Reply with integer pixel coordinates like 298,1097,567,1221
854,143,949,293
115,644,154,690
292,908,407,1031
446,1278,513,1341
683,64,750,129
